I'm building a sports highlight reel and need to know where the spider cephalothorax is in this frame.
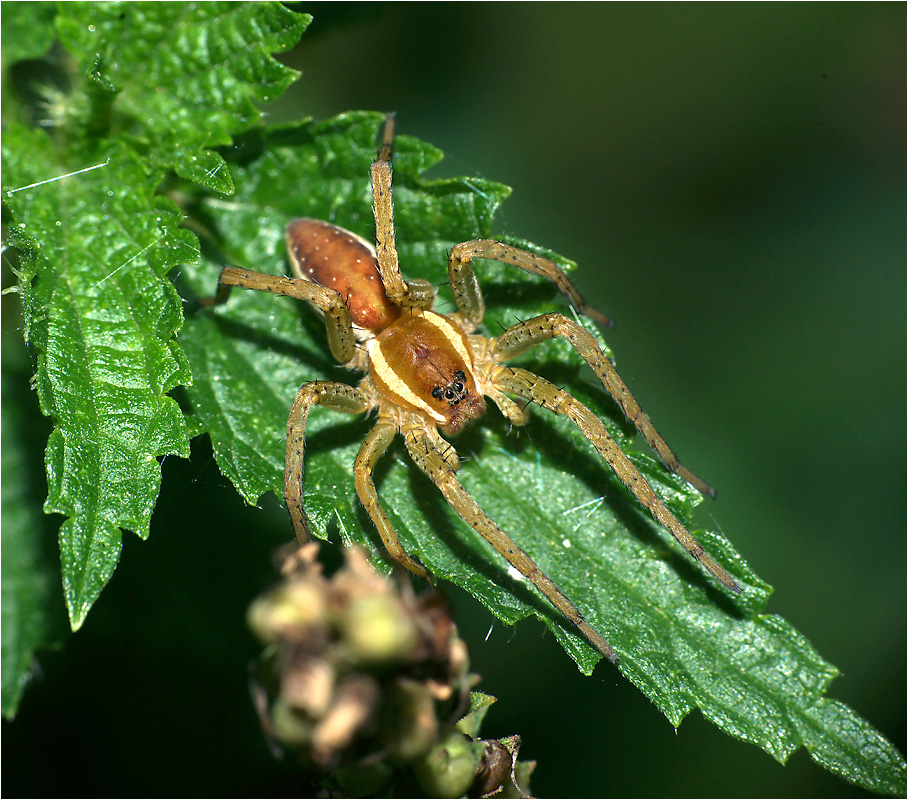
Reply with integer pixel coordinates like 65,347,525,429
208,116,741,663
365,308,485,436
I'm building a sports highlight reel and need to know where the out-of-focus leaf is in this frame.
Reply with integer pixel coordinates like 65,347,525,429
0,1,56,70
1,342,65,719
0,1,58,127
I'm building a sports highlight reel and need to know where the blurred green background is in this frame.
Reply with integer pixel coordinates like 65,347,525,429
4,3,904,796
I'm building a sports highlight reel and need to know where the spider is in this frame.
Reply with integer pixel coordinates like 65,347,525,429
207,115,741,663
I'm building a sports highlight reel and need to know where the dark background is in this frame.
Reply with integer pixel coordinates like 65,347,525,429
4,4,905,797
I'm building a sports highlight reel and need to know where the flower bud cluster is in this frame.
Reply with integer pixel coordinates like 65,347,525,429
248,542,533,797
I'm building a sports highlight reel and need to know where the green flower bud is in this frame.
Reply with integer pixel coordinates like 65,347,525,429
343,593,418,664
246,578,327,644
380,678,439,762
271,697,313,748
413,730,481,798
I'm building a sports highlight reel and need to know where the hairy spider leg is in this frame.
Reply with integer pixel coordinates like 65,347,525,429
447,239,615,329
284,382,435,580
207,266,357,365
490,365,740,593
285,381,375,542
446,241,715,498
402,418,619,662
492,312,717,498
370,116,435,309
355,419,430,578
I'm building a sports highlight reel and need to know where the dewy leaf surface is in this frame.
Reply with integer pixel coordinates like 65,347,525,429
1,1,309,631
3,129,195,629
178,112,904,795
56,2,309,192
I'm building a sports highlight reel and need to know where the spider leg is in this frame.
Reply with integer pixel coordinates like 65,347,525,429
447,239,614,328
402,421,618,663
369,116,435,310
204,266,357,365
355,420,430,579
491,312,716,498
286,381,374,542
491,365,741,594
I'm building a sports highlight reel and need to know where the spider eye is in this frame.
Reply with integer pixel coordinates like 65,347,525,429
431,370,470,408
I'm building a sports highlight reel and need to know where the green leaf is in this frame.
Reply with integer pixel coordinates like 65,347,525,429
456,692,498,739
1,0,310,632
0,1,57,127
0,2,56,70
178,112,905,795
56,2,310,192
3,128,195,628
796,699,907,797
1,341,65,719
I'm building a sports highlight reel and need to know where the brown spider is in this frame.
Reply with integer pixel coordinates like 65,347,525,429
208,116,741,663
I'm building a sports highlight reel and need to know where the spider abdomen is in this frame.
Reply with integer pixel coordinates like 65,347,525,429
286,218,401,333
368,310,485,434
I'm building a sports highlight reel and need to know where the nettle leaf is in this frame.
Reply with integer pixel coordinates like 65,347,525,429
1,1,309,633
2,128,196,629
1,350,66,719
178,112,905,796
56,2,310,192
